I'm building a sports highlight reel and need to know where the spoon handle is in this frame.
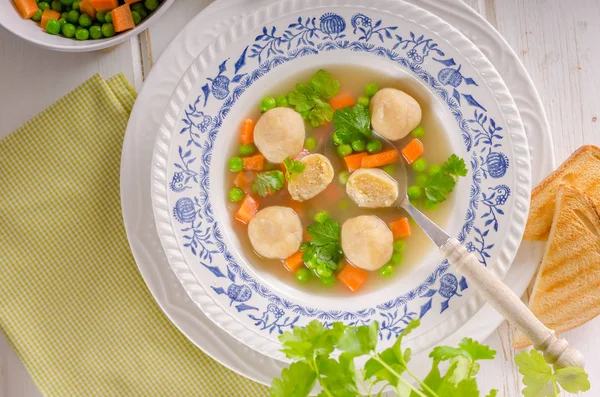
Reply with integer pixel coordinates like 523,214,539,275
441,238,585,369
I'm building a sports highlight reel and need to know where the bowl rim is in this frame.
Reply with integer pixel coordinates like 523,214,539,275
0,0,174,52
150,0,531,360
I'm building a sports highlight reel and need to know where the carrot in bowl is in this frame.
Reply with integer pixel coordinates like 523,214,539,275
240,118,255,145
329,92,355,111
338,262,368,292
78,0,96,19
235,195,259,224
40,9,61,29
401,138,424,165
242,154,264,171
343,152,368,172
283,251,305,272
111,3,135,33
89,0,118,12
361,149,399,168
389,217,411,239
13,0,38,19
234,171,255,192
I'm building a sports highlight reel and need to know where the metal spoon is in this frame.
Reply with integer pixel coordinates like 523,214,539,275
326,130,584,369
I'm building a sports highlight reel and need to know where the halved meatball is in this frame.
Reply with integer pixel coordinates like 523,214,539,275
370,88,422,141
342,216,393,271
248,206,302,259
288,154,334,201
254,107,305,163
346,168,399,208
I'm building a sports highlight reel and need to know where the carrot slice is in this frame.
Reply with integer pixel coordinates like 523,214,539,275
235,195,259,224
78,0,96,18
234,172,255,192
401,138,424,165
40,9,61,29
89,0,118,12
338,262,368,292
283,251,305,272
243,154,264,171
328,92,355,111
124,0,142,4
111,3,135,33
361,149,400,168
389,218,411,239
13,0,38,19
343,152,368,172
240,118,255,145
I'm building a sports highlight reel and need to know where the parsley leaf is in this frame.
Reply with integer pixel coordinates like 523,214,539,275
251,170,284,197
316,356,359,397
337,321,378,358
442,154,468,178
301,216,343,271
279,320,344,361
555,367,591,393
332,104,371,144
422,154,468,204
283,157,305,181
270,361,316,397
288,70,340,127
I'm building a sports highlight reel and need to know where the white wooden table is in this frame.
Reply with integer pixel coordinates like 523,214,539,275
1,0,598,395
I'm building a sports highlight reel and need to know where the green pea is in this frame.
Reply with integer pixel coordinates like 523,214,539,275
260,97,276,112
295,268,310,284
416,174,428,187
337,144,353,157
412,125,425,138
379,264,393,277
239,144,256,156
75,28,89,40
383,164,395,175
338,171,349,185
131,3,147,18
424,199,438,210
228,157,243,172
305,259,318,270
228,187,244,202
131,10,142,25
391,252,403,265
314,211,329,224
101,23,114,37
51,0,63,12
96,12,105,23
89,25,102,39
32,9,43,21
366,139,382,154
72,0,80,10
304,137,317,151
338,200,349,210
393,240,405,252
144,0,159,11
357,96,369,107
79,13,92,27
351,139,366,152
104,12,112,23
332,130,344,145
45,19,61,35
365,83,379,98
60,0,74,6
316,265,333,279
407,185,422,200
67,9,79,23
58,17,66,26
276,95,288,107
38,2,50,10
320,276,335,286
428,164,442,175
61,22,76,37
412,158,427,173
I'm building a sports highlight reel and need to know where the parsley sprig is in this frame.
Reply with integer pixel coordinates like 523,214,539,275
423,154,468,204
270,319,591,397
251,170,284,197
288,70,340,127
283,157,306,181
300,215,343,272
332,104,372,144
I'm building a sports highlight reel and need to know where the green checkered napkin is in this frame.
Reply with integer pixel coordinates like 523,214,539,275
0,74,268,397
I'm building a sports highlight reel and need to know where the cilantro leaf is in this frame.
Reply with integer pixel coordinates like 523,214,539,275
288,70,339,127
458,338,496,361
279,320,343,361
270,361,316,397
332,104,371,144
251,170,284,197
364,348,407,388
283,157,305,181
337,321,378,358
554,366,591,393
302,216,343,271
423,169,456,203
317,355,359,397
442,154,468,178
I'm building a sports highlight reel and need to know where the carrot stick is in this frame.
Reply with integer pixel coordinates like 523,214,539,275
401,139,424,165
283,251,305,272
111,3,135,33
329,92,355,111
235,195,259,224
389,218,411,239
240,118,255,145
343,152,368,172
361,149,400,168
40,9,61,29
243,154,264,171
13,0,38,18
338,262,368,292
234,172,254,192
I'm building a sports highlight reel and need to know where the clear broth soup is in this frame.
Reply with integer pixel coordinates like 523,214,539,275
225,65,454,295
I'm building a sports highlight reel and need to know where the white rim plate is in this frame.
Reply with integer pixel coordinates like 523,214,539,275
150,0,530,361
122,0,552,385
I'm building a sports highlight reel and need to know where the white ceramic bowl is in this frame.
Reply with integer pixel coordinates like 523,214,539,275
0,0,174,52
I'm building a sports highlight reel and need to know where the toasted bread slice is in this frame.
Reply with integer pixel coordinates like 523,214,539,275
524,145,600,241
514,186,600,349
